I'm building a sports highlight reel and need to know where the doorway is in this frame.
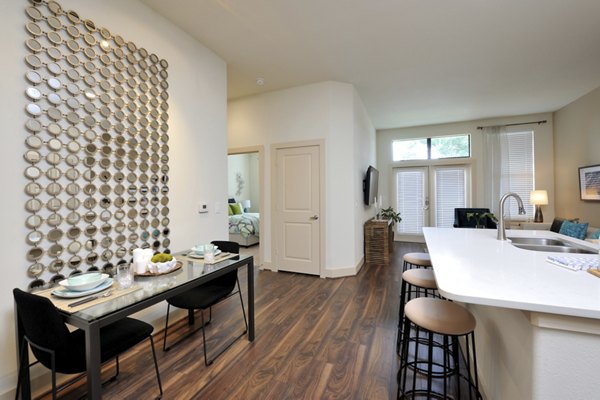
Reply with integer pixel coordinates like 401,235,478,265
228,146,264,265
393,164,471,241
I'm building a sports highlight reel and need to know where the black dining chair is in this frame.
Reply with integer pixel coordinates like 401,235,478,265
162,240,248,366
13,288,163,400
453,208,497,229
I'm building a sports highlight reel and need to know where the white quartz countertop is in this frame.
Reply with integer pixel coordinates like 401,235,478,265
423,227,600,319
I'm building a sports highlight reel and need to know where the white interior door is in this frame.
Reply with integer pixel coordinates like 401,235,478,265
274,145,320,275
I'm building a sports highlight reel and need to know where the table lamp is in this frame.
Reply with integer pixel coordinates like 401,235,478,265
241,199,251,212
530,190,548,223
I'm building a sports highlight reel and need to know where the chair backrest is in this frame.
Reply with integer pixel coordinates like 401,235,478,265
453,208,497,229
211,240,240,255
550,217,566,233
13,288,71,354
210,241,240,289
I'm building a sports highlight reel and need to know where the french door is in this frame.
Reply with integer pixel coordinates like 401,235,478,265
393,164,470,241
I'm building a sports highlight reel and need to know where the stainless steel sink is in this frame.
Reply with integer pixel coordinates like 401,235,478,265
508,237,568,246
511,243,596,254
508,237,596,254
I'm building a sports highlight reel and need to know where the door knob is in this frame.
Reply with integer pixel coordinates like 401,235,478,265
310,215,319,220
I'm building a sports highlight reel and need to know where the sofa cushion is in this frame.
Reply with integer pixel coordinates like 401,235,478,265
559,220,589,240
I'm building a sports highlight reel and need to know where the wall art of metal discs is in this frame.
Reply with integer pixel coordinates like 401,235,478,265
23,0,170,289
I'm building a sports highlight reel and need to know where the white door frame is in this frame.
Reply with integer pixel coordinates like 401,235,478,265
228,145,265,266
270,140,326,277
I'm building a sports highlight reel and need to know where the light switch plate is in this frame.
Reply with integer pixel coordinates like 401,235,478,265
198,202,208,213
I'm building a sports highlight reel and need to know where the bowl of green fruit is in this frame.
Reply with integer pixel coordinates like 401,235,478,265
147,253,178,274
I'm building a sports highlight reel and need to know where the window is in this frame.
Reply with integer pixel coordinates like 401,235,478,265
393,134,470,161
503,131,535,217
483,128,536,219
434,167,467,227
394,165,469,235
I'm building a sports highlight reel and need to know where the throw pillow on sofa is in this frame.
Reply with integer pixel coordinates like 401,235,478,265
559,220,589,240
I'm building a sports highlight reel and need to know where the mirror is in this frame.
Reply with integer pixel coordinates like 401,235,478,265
85,211,98,223
66,211,81,225
48,244,64,258
26,214,43,229
44,164,62,178
68,256,82,269
26,231,43,245
67,226,81,240
46,198,62,212
85,239,98,251
27,247,44,262
46,213,63,227
48,259,65,273
25,135,42,149
68,241,81,254
25,198,42,212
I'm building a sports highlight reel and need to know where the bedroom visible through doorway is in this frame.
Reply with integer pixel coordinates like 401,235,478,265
227,151,261,266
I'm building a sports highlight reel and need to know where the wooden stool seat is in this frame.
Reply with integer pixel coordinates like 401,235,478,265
402,252,431,268
402,269,437,290
405,297,476,336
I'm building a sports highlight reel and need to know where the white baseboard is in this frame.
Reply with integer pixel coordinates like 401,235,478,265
323,257,364,278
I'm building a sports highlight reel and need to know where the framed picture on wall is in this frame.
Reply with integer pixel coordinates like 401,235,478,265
578,164,600,201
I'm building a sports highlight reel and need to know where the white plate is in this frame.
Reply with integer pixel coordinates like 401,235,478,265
188,249,221,259
52,278,113,298
59,273,109,291
190,245,219,255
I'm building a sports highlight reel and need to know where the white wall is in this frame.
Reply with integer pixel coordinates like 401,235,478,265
554,86,600,226
228,81,375,276
353,88,377,264
376,112,555,234
0,0,227,396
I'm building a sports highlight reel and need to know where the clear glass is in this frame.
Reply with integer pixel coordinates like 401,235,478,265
116,264,133,289
392,139,428,161
204,244,215,263
431,135,470,159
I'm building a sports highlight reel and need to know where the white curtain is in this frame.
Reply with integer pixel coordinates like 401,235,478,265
483,126,510,216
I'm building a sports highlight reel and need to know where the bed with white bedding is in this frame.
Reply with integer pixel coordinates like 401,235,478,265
228,212,260,247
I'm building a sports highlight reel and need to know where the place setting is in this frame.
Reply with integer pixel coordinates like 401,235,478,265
182,243,237,264
36,271,141,313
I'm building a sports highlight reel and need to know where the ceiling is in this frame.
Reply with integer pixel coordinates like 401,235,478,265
141,0,600,129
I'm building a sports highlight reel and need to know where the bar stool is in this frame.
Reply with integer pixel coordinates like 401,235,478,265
396,268,440,353
398,298,481,400
402,252,432,272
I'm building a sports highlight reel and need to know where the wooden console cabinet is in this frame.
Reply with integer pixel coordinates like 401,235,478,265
364,218,393,265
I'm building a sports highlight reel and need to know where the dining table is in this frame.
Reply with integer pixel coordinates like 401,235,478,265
15,253,255,400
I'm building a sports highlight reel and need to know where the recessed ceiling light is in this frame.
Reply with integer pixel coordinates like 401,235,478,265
256,77,265,86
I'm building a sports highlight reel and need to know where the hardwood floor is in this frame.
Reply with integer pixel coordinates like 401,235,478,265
45,242,426,400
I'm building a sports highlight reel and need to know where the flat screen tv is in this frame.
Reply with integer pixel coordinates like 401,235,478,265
363,165,379,205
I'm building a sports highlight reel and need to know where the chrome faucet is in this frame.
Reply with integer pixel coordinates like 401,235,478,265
497,192,526,240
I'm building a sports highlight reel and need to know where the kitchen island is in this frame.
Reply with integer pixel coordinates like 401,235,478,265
423,227,600,400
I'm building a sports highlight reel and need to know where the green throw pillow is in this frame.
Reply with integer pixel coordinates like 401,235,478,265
228,205,233,216
230,203,243,215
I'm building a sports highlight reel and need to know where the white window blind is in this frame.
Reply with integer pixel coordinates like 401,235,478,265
434,167,467,227
504,131,534,217
395,169,425,234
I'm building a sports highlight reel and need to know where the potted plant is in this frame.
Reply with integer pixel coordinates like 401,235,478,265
466,212,497,229
380,206,402,226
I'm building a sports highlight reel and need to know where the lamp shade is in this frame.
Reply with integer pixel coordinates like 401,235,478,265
241,199,251,209
530,190,548,205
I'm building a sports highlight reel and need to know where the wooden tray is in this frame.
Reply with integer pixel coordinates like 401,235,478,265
135,260,183,276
